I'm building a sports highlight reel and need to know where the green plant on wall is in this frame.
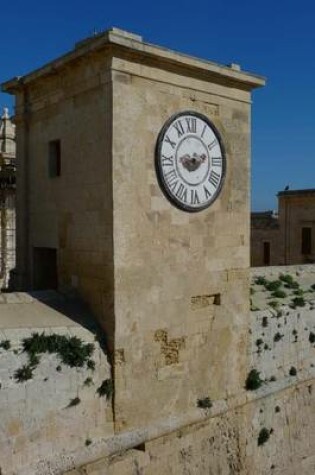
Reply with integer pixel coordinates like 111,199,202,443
13,332,95,383
22,333,94,368
14,365,34,382
67,397,81,408
274,332,283,342
97,379,113,399
289,366,297,376
0,340,11,350
271,290,286,299
245,369,263,391
291,297,305,308
255,276,268,286
265,280,282,292
258,427,271,446
197,397,212,409
309,332,315,344
279,274,299,289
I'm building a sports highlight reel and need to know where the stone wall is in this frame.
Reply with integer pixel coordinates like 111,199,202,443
64,265,315,475
0,292,113,475
111,53,253,432
1,268,315,474
66,382,315,475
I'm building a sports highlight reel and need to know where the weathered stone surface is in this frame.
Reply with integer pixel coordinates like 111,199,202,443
0,294,113,475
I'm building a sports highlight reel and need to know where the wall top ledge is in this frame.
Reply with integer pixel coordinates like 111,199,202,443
2,27,265,94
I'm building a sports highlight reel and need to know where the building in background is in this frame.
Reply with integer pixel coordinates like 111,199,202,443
0,108,16,288
251,189,315,266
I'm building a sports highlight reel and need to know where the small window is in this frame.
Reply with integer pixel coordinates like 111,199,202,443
263,241,270,265
48,140,61,177
33,247,58,290
301,227,312,255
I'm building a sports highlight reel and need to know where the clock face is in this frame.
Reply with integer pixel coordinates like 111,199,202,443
155,111,226,212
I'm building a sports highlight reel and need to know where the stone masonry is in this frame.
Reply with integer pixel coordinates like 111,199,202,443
1,267,315,474
251,189,315,266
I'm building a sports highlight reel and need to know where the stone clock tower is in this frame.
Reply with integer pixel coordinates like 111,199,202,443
2,29,264,433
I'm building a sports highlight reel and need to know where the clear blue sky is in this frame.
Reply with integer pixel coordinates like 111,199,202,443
1,0,315,211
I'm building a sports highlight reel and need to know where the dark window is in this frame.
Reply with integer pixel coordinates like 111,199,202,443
48,140,61,177
263,241,270,265
33,247,58,290
301,227,312,255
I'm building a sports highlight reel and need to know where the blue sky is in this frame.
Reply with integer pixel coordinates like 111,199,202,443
1,0,315,210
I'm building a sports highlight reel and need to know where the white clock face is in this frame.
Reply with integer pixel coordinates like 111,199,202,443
155,111,226,212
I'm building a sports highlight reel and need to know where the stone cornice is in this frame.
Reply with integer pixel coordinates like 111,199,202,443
2,28,265,94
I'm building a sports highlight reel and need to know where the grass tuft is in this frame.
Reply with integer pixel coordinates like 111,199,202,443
245,369,263,391
197,397,212,409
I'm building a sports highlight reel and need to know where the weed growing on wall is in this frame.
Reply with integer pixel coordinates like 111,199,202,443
13,332,95,383
67,397,81,407
279,274,299,289
258,428,270,446
289,366,297,376
97,379,113,399
255,276,268,286
291,297,305,308
0,340,11,350
22,333,94,368
309,332,315,344
271,290,286,299
197,397,212,409
274,332,283,342
265,280,282,292
245,369,263,391
14,364,34,382
256,338,264,348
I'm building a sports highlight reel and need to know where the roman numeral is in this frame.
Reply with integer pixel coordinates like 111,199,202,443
162,155,174,167
211,157,222,167
201,124,207,138
190,189,200,205
208,139,217,151
204,186,212,200
209,170,220,187
185,118,197,134
169,180,179,192
164,135,176,149
173,120,185,138
165,168,177,185
175,183,188,203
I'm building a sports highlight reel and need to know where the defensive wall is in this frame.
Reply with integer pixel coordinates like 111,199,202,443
1,265,315,474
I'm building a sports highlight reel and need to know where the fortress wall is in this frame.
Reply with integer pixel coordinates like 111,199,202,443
64,265,315,475
1,269,315,474
0,294,113,475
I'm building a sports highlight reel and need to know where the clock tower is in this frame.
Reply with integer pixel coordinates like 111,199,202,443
2,28,265,433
